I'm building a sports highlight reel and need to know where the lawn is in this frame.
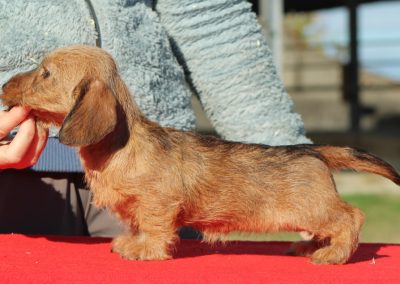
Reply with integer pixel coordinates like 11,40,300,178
227,193,400,244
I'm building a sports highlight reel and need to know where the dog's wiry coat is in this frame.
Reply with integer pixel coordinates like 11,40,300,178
2,45,399,264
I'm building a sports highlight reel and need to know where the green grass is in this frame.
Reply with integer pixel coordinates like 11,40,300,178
342,194,400,243
227,194,400,244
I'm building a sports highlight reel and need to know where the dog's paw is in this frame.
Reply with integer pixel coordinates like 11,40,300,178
111,234,172,261
310,246,349,265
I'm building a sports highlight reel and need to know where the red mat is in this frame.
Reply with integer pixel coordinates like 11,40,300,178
0,234,399,283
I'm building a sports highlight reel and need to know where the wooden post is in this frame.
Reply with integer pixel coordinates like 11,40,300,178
348,0,361,132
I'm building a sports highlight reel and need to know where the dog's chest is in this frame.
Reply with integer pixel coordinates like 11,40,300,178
85,170,123,208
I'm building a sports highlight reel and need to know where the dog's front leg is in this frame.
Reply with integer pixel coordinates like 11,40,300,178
111,204,179,260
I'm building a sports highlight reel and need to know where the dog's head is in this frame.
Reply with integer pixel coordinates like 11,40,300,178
1,45,120,146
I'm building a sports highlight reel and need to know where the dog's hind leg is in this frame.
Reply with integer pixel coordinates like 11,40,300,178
309,206,364,264
286,198,364,264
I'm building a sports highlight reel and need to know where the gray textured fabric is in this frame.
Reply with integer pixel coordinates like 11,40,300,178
90,0,196,130
0,0,310,173
0,0,196,132
157,0,311,145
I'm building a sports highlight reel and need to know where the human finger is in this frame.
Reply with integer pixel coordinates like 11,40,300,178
25,124,49,167
2,116,36,166
0,106,31,139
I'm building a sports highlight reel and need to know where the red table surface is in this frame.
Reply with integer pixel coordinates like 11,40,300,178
0,234,399,283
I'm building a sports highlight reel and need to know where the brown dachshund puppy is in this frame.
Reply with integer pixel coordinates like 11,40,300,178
2,45,399,264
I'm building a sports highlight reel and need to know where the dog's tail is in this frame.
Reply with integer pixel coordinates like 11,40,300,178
313,145,400,186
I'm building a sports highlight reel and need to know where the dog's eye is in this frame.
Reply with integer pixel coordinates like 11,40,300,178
42,69,50,79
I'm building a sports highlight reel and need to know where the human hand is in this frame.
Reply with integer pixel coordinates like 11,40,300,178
0,107,48,169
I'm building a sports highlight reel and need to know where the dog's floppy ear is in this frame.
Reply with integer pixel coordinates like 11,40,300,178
59,79,117,146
